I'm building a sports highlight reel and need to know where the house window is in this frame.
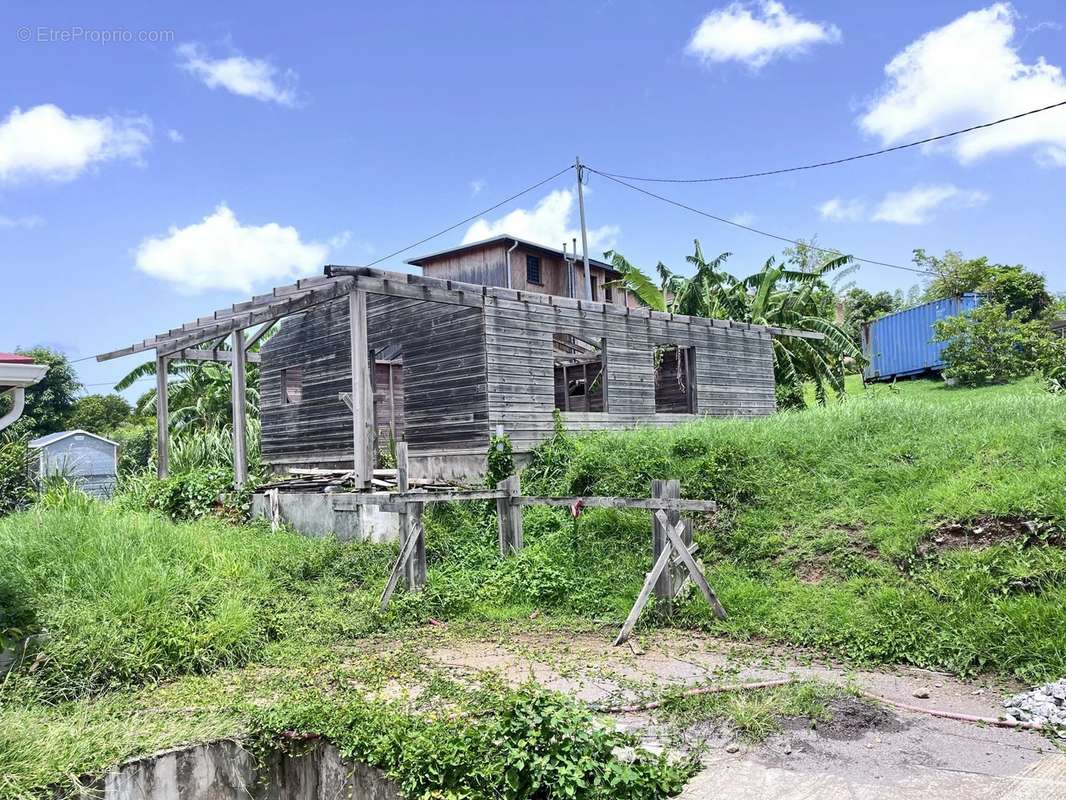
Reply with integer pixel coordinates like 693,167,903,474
526,255,542,285
590,276,599,300
654,346,696,413
553,335,607,413
282,367,303,404
605,284,614,303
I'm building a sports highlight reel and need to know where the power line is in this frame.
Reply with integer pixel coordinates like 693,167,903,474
587,168,934,276
591,99,1066,184
81,378,152,388
367,165,574,266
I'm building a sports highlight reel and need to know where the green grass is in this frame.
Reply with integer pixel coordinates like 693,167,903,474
2,376,1066,797
518,377,1066,680
0,506,397,698
655,681,840,744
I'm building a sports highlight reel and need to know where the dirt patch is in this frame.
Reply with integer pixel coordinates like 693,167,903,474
780,696,906,741
918,516,1064,556
795,562,828,584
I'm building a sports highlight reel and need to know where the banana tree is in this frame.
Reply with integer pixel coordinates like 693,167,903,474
115,328,273,431
605,241,860,407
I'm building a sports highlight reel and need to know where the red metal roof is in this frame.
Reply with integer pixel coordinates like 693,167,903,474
0,353,33,364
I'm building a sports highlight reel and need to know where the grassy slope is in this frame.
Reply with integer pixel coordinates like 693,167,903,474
3,377,1066,796
522,376,1066,680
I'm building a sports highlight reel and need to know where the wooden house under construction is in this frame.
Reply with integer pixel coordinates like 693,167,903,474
97,263,820,485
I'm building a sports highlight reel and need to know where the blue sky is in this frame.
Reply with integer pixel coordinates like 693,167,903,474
2,1,1064,395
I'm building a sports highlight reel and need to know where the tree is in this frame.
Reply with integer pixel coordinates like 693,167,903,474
119,359,260,431
932,303,1050,387
840,288,899,350
605,241,860,408
0,348,81,438
68,394,132,433
916,249,1051,320
115,328,274,432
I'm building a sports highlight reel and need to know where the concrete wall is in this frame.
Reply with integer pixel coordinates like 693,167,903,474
73,739,398,799
250,492,400,544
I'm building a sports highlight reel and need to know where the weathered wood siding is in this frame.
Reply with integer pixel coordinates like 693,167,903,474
418,243,509,287
419,242,632,306
260,295,489,469
482,294,776,452
374,362,404,450
371,296,489,451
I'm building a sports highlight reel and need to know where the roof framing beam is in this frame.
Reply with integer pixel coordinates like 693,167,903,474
96,263,825,364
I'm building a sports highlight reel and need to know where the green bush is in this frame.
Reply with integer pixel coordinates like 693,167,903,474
118,467,252,522
486,432,515,488
933,303,1050,387
0,435,32,516
252,685,694,800
111,423,154,476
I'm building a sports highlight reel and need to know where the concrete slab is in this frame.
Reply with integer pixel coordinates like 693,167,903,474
409,629,1066,800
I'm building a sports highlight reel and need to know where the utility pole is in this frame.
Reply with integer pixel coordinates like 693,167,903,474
575,156,592,300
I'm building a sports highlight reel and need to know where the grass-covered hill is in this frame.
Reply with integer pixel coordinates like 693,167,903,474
2,377,1065,797
526,376,1066,681
3,377,1065,694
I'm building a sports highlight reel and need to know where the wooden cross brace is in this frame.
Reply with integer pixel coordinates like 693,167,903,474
614,510,726,646
379,515,425,611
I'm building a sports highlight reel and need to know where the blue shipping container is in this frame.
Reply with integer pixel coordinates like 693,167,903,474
862,294,982,382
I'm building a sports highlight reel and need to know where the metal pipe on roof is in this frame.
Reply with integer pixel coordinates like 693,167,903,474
505,238,518,290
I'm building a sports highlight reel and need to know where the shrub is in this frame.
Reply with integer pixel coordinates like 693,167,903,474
118,467,253,522
933,303,1049,387
252,685,695,800
111,423,154,476
0,434,32,516
485,432,515,488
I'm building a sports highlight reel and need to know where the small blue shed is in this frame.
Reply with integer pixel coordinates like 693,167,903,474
28,430,119,498
862,294,983,382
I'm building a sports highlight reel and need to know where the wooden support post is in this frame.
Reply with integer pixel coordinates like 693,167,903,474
349,289,374,488
651,479,680,603
379,524,422,611
411,501,426,591
155,354,169,479
600,337,609,412
496,474,523,556
230,329,249,487
396,442,415,590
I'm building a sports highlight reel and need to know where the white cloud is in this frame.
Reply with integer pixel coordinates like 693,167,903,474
0,214,44,230
860,3,1066,165
685,1,841,69
818,185,987,224
0,104,150,185
818,197,866,222
177,43,299,106
871,184,988,225
728,211,756,226
135,204,334,293
461,189,619,251
167,128,184,143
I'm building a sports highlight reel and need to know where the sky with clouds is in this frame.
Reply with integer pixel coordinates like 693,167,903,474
2,1,1064,393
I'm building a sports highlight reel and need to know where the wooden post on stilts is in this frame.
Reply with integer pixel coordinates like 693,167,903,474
348,289,374,488
155,354,169,479
230,329,249,487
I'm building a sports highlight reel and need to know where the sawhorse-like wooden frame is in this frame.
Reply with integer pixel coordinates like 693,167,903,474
613,505,726,646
